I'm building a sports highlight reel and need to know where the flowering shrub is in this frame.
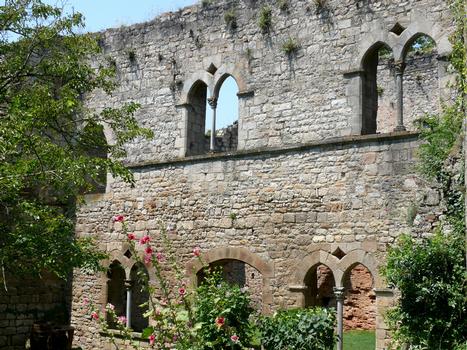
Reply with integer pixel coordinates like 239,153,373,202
260,308,336,350
194,269,258,349
84,218,257,349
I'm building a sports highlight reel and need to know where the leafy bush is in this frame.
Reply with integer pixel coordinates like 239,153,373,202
195,269,256,349
383,233,467,349
281,37,300,56
260,308,336,350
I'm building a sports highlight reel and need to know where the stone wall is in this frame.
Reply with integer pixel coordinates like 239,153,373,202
71,133,445,349
0,274,69,350
67,0,456,349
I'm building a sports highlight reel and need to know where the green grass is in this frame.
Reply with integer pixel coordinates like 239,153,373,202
336,330,375,350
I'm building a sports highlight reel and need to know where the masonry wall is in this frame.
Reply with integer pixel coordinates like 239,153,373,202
71,134,445,349
87,0,453,164
68,0,455,349
0,275,69,350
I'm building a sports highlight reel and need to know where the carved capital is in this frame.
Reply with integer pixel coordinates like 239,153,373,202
333,286,345,301
124,279,133,290
394,61,406,76
207,97,218,109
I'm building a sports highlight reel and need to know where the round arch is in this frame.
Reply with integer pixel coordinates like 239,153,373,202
212,63,248,98
337,249,382,288
179,70,214,105
186,247,274,313
291,250,342,287
395,19,452,61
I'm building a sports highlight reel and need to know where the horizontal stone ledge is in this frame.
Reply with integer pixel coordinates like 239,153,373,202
125,131,419,171
288,285,308,291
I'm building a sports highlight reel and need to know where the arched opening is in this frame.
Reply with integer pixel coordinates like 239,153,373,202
106,261,126,328
81,123,107,193
402,34,439,131
361,43,395,134
303,264,336,308
129,263,149,332
197,259,263,310
207,75,239,152
342,263,376,331
186,80,208,156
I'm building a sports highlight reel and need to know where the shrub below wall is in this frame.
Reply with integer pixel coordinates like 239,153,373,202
260,308,336,350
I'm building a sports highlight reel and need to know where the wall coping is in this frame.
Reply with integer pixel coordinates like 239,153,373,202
126,131,420,171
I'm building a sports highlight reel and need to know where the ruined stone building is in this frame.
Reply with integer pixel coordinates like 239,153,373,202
63,0,456,349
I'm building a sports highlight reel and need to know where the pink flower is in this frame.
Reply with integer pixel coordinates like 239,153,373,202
139,235,150,245
231,335,239,343
192,247,201,257
149,334,156,346
156,252,165,262
83,297,89,305
144,254,152,265
178,287,186,297
106,303,115,311
113,215,124,222
91,311,99,320
117,316,127,325
215,316,225,329
127,233,136,240
145,246,153,255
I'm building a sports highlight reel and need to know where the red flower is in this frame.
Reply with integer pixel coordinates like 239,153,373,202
215,316,225,328
192,247,201,257
144,254,152,265
178,287,186,296
149,334,155,346
91,311,99,320
139,235,150,245
230,335,239,343
127,233,136,240
156,252,165,262
113,215,124,222
145,246,153,255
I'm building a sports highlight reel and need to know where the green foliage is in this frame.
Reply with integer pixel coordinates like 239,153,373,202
0,0,153,280
195,269,256,349
224,9,237,30
260,308,336,350
201,0,214,7
313,0,328,10
383,233,467,349
281,37,300,56
258,6,272,33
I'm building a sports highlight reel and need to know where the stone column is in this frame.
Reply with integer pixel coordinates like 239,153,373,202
125,279,133,329
334,286,345,350
208,97,218,152
394,61,406,132
374,288,395,350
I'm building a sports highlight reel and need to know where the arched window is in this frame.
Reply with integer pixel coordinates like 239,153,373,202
129,263,149,332
106,261,126,328
303,264,336,308
402,34,439,131
342,263,375,332
208,76,239,152
186,80,209,156
197,259,263,310
361,43,395,134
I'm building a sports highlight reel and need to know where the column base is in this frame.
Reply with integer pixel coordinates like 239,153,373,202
394,125,406,132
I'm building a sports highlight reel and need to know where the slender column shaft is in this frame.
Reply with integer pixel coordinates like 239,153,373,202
125,280,133,329
394,61,406,131
334,287,345,350
208,97,218,152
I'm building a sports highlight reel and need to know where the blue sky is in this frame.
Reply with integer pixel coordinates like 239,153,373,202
45,0,238,130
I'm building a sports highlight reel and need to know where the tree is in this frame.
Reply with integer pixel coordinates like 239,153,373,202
0,0,153,281
383,1,467,349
